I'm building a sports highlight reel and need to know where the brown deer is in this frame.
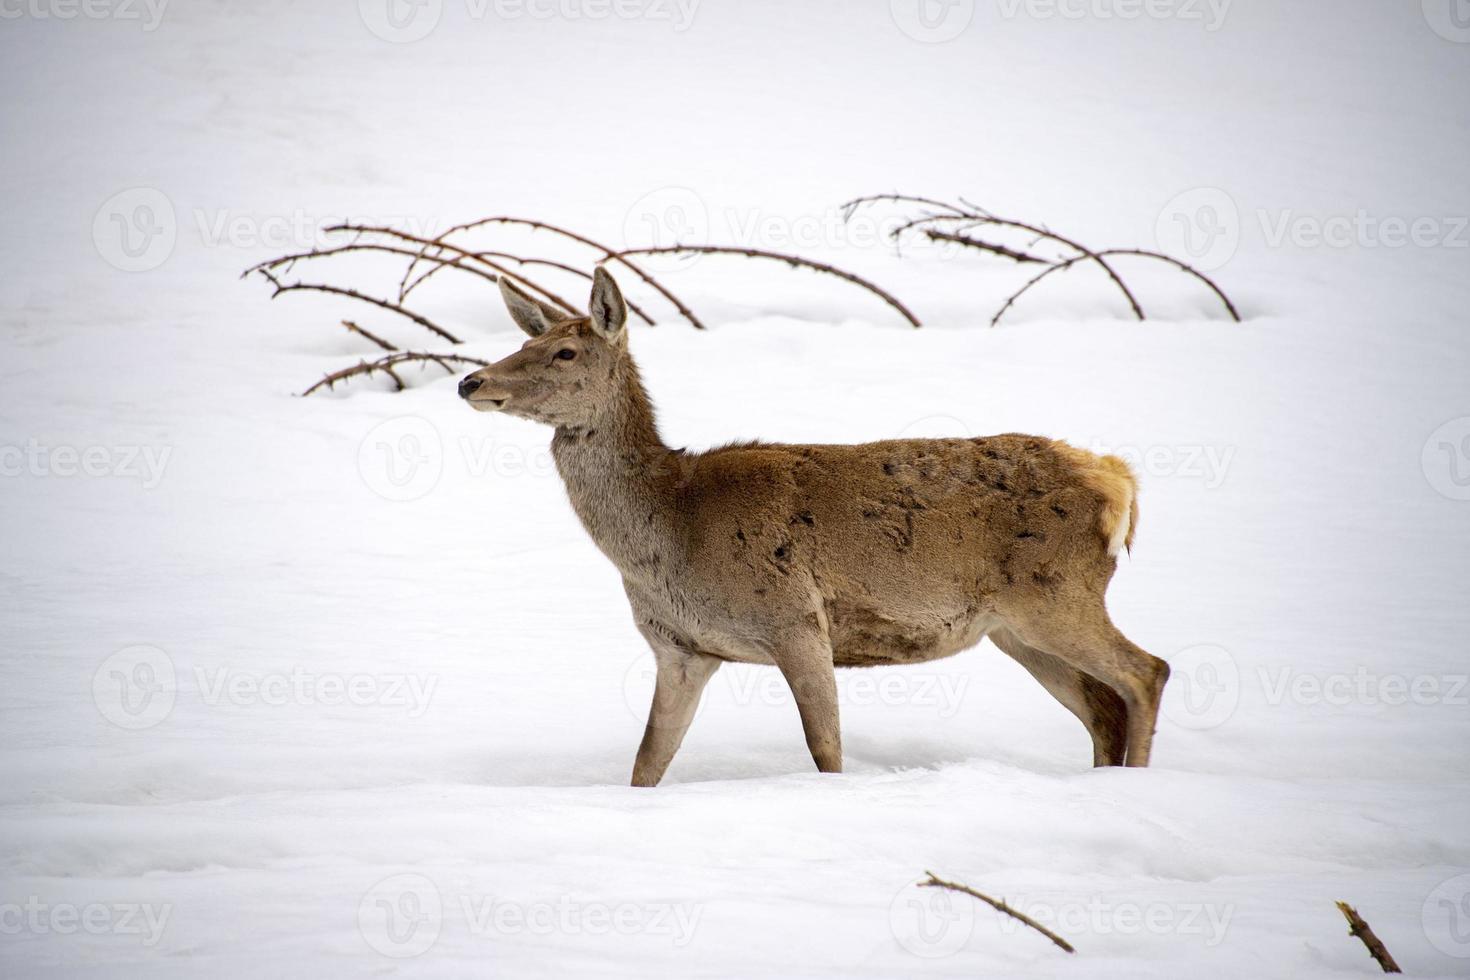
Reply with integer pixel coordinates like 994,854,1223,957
458,269,1169,786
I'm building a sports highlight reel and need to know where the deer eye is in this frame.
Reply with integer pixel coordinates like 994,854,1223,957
555,348,577,361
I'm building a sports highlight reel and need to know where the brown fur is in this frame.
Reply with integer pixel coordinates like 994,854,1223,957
459,270,1170,786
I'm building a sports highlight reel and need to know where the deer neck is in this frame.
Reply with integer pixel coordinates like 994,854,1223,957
550,358,677,577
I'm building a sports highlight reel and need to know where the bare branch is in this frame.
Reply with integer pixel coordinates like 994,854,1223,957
840,194,975,222
255,268,462,344
242,243,500,292
923,229,1052,264
400,251,656,327
341,320,398,352
313,224,581,317
990,255,1089,327
919,872,1076,954
961,212,1145,320
1336,902,1402,974
613,245,922,329
1085,248,1241,322
300,351,490,397
398,216,705,330
990,248,1241,326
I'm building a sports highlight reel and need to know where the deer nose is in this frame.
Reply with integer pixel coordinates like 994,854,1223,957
458,376,483,398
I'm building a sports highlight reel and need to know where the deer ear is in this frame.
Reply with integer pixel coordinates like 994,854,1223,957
499,277,563,338
588,266,627,341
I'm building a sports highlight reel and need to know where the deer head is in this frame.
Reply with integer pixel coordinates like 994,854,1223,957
458,267,629,427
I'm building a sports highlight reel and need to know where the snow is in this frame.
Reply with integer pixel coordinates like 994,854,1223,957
3,0,1469,976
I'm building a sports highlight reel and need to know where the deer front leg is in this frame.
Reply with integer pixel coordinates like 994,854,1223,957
630,638,721,788
773,633,843,774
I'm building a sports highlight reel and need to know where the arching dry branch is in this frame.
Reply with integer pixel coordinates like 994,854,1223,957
318,224,581,317
612,245,922,329
399,250,656,326
243,242,500,292
256,268,462,344
400,216,705,330
845,194,1241,326
300,351,489,397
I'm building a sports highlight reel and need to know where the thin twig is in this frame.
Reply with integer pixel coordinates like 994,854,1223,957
990,254,1090,327
923,229,1052,264
612,245,922,329
1335,902,1402,974
919,872,1076,954
299,351,490,397
256,269,461,344
341,320,398,352
840,194,971,222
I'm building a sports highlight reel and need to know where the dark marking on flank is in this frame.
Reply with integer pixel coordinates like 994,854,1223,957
1051,503,1069,518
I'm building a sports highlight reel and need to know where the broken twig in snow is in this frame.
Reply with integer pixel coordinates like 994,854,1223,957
1335,901,1402,974
919,871,1076,954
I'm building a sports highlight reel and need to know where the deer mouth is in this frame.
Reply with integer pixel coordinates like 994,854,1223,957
467,395,508,412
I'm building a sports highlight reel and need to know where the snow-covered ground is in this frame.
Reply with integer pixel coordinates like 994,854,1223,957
3,1,1469,976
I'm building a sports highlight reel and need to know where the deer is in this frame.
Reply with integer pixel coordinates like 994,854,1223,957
457,268,1170,787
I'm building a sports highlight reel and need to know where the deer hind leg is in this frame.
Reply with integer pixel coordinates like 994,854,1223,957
1005,604,1170,768
769,628,843,774
989,628,1128,767
630,635,722,788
